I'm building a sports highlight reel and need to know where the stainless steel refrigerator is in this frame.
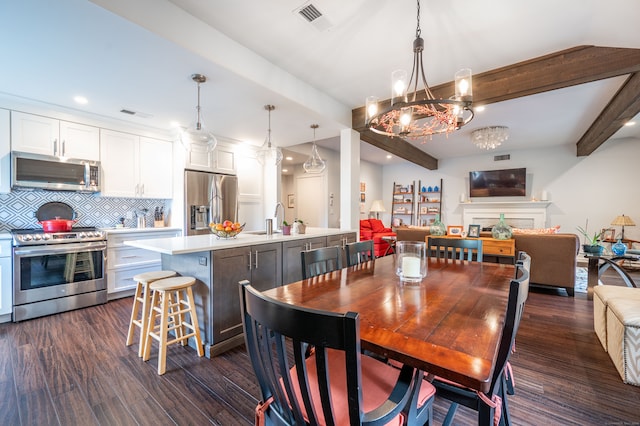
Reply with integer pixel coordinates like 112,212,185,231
185,170,238,236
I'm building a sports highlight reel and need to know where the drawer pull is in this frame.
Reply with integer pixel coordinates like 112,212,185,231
121,255,141,259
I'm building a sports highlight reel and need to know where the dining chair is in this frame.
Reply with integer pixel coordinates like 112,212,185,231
430,260,530,426
239,280,435,426
427,236,484,262
301,245,343,279
345,240,375,266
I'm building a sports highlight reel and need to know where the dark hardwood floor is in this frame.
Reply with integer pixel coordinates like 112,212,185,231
2,271,640,425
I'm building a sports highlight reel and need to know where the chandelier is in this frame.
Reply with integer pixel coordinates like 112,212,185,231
257,104,283,166
181,74,217,152
471,126,509,150
303,124,326,174
365,0,473,139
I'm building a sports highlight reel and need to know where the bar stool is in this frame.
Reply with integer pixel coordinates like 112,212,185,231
143,276,204,375
126,270,177,357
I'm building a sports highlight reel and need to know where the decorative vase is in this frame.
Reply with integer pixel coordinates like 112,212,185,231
430,214,446,236
612,239,627,256
582,244,604,256
491,213,513,240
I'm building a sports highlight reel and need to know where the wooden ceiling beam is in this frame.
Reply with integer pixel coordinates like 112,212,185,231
576,72,640,156
359,130,438,170
352,45,640,169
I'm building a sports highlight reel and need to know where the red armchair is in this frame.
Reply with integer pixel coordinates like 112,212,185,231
359,219,396,257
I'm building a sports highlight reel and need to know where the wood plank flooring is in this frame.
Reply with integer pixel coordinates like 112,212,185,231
1,274,640,425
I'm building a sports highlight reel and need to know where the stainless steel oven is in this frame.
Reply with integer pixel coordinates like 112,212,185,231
12,228,107,322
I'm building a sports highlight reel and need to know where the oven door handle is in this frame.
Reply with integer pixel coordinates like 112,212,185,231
13,241,107,257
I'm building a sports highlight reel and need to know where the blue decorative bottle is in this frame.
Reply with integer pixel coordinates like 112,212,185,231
612,239,627,256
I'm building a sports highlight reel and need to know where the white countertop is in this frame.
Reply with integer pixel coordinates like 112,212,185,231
101,227,182,234
124,227,355,255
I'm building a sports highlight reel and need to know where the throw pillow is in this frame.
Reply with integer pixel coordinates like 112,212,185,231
512,225,561,235
369,219,387,232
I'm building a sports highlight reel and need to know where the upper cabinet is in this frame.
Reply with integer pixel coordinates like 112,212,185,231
0,109,9,193
11,111,100,160
100,129,173,199
185,141,236,174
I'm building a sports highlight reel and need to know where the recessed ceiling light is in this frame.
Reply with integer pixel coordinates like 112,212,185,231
285,156,293,161
282,168,289,173
74,96,88,105
624,121,636,126
169,121,182,128
386,154,392,159
475,105,485,112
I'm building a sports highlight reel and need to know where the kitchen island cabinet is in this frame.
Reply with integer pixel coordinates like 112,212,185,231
281,236,327,285
125,227,355,356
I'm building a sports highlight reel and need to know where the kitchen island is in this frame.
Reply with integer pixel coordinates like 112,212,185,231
125,227,356,357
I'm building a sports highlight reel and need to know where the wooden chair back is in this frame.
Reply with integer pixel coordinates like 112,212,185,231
427,237,484,262
301,246,343,279
433,260,530,425
239,281,430,425
345,240,375,266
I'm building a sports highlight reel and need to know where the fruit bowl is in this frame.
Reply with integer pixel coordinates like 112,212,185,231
209,221,244,239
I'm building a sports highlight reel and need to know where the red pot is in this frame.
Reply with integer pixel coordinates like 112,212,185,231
39,217,77,232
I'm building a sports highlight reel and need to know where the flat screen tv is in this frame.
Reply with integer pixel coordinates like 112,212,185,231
469,168,526,197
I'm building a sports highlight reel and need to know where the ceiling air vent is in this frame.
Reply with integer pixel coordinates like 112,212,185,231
120,108,152,119
294,2,333,31
494,154,511,161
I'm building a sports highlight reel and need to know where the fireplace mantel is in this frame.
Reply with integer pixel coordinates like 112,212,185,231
461,201,551,229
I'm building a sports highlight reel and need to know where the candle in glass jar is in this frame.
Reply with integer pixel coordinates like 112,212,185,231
402,256,421,277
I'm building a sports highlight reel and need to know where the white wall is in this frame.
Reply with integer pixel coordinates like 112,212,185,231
380,137,640,242
358,161,384,219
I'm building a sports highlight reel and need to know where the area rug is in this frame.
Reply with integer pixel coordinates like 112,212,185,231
575,267,588,293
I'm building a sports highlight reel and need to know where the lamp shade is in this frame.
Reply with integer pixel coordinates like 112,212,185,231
611,215,635,227
370,200,386,213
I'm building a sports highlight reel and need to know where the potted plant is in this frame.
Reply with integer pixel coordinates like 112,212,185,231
576,225,604,255
282,220,292,235
293,219,306,234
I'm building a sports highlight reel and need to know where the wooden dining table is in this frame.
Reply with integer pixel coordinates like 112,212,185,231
262,255,516,393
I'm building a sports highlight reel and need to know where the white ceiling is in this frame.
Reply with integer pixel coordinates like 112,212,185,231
1,0,638,166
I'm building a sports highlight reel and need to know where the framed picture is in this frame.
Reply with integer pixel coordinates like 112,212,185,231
360,193,366,202
468,224,481,238
360,182,366,192
602,228,615,241
447,225,464,237
287,194,295,208
420,206,428,214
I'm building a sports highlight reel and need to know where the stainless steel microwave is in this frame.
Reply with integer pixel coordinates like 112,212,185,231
11,151,101,192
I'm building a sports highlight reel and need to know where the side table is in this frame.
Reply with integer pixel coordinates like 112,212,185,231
586,254,639,300
381,235,396,256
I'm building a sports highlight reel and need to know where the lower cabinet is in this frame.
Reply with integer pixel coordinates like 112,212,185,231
327,232,357,267
282,236,328,285
106,229,181,298
212,242,282,344
0,239,12,322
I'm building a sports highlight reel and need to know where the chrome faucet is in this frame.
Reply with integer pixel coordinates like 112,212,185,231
274,202,285,231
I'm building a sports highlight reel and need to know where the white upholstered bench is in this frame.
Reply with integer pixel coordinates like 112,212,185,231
606,297,640,386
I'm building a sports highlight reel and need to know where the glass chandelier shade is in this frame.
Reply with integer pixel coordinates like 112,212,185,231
181,74,217,152
364,0,473,139
257,104,283,166
303,124,326,174
471,126,509,150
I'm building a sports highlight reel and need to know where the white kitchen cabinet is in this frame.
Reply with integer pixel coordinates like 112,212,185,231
0,109,10,193
0,238,13,322
100,129,173,199
106,229,181,297
185,141,236,174
11,111,100,160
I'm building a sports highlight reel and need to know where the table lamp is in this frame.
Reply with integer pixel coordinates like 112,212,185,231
610,214,635,240
369,200,386,220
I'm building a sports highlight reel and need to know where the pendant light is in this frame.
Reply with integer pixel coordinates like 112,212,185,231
257,104,282,166
181,73,217,152
303,124,326,174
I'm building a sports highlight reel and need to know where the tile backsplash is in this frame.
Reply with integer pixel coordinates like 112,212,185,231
0,190,168,232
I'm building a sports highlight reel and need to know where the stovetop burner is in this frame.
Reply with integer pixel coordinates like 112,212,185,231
11,227,106,246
